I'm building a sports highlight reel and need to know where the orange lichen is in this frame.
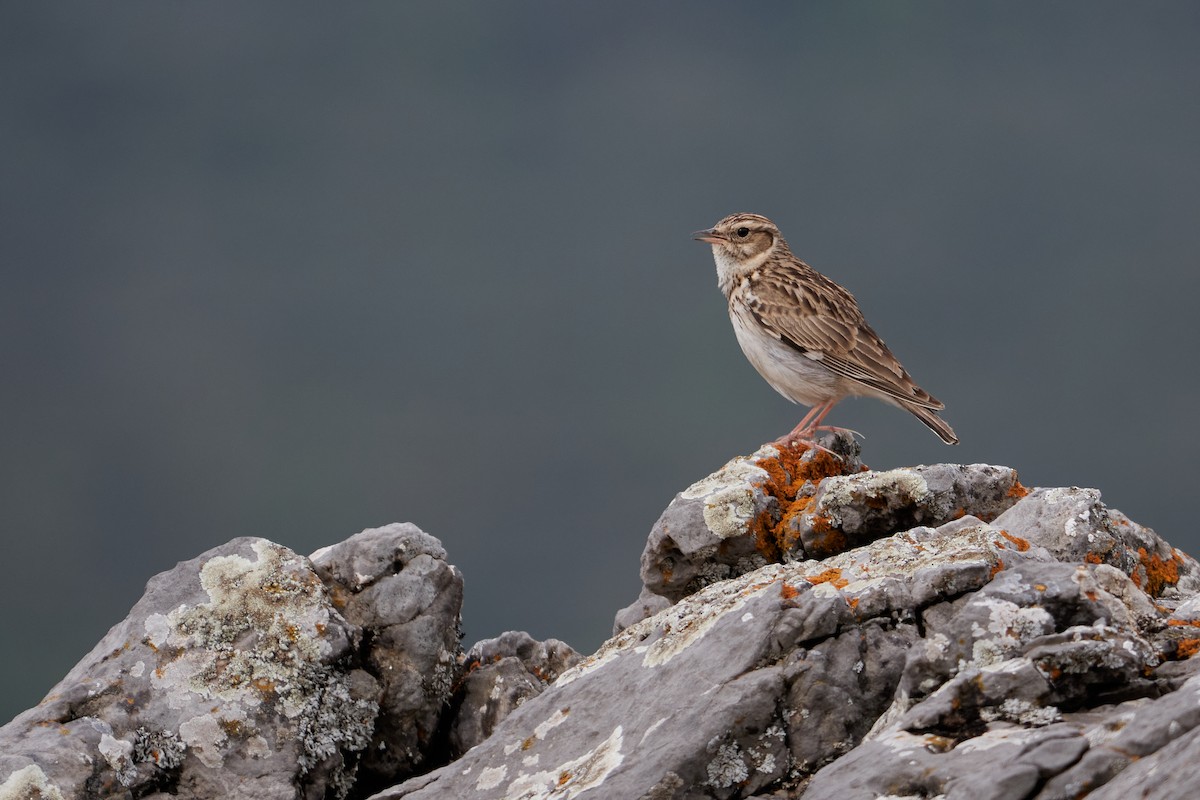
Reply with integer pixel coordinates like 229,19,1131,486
804,568,849,589
998,530,1030,552
1177,639,1200,660
328,584,350,610
252,677,276,694
989,558,1005,579
557,772,572,787
776,495,817,553
848,597,860,610
806,514,847,557
750,440,857,561
1167,619,1200,627
1085,552,1104,565
780,583,800,600
1138,547,1183,597
952,507,967,520
1007,479,1030,499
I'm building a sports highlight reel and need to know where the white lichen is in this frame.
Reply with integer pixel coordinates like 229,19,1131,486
968,599,1054,667
476,765,508,791
0,765,66,800
979,697,1062,726
98,733,136,786
681,453,771,539
501,725,625,799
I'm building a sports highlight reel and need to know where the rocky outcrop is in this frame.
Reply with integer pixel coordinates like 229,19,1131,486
0,525,453,800
3,436,1199,799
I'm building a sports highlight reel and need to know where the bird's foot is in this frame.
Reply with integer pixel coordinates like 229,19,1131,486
772,430,839,458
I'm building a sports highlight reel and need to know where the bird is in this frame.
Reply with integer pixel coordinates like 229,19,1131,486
694,212,958,446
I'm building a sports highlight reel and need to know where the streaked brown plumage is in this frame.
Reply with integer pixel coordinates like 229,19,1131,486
695,212,958,445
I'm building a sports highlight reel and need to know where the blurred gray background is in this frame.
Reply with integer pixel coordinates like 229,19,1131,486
2,3,1198,724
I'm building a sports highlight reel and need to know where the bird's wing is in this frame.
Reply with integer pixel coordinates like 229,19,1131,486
742,269,945,410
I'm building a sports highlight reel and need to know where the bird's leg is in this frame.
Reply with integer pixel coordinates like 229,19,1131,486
790,402,829,438
775,400,840,453
807,403,863,439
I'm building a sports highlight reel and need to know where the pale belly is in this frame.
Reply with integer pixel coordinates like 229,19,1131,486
728,306,840,407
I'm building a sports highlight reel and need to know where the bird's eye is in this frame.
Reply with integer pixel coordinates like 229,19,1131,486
736,227,750,238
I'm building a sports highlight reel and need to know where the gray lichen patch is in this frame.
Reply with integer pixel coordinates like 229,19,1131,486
133,727,186,770
147,541,346,712
140,539,377,789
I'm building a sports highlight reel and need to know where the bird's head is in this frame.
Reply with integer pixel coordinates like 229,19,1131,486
694,213,789,289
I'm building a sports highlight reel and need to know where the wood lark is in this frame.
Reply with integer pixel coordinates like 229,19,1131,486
695,213,958,446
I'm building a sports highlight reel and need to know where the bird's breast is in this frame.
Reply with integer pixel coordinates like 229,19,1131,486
727,301,840,407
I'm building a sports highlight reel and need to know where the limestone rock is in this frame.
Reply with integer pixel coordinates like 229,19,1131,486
618,433,864,628
618,434,1029,631
449,631,582,758
309,523,464,789
382,454,1200,799
377,520,1043,798
0,523,464,800
6,445,1200,800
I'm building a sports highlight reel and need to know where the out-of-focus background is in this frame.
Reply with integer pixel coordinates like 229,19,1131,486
2,3,1198,723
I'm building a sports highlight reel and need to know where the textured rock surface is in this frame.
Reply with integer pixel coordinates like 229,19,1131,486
448,631,582,758
378,443,1200,799
0,524,464,800
6,442,1200,800
310,524,464,791
617,434,1028,631
618,434,865,623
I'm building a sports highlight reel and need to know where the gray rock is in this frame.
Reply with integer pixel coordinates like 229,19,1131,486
993,487,1200,600
621,438,1029,632
796,462,1028,558
376,518,1042,799
0,523,464,800
799,723,1086,800
1037,671,1200,799
623,434,865,624
380,461,1200,799
449,631,582,757
8,448,1200,800
310,523,464,786
612,586,673,634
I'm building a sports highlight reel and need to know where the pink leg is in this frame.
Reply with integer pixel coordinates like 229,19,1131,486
776,400,840,448
789,403,828,437
809,401,861,438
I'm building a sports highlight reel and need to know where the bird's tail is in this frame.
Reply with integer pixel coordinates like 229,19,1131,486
903,402,959,445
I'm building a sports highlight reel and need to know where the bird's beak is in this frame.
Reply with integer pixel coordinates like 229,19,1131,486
693,228,724,244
